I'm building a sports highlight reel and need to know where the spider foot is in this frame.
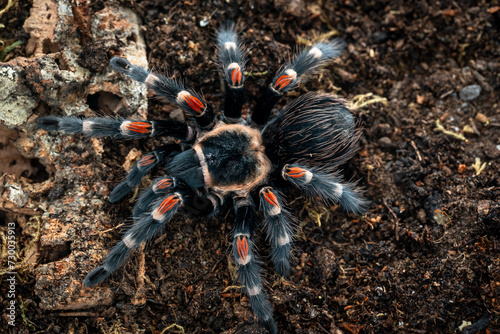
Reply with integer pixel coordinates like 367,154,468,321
283,164,370,214
259,187,294,277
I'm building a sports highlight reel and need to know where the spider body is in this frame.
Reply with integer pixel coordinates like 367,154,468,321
193,123,270,194
37,25,368,334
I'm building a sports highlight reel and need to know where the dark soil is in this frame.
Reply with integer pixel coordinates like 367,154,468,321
1,0,499,333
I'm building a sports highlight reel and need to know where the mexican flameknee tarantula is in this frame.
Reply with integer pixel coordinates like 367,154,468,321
37,25,368,333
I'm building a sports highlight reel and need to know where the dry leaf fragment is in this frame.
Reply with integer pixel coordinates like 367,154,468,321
488,6,500,13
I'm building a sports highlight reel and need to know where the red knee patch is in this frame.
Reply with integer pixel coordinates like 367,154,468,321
231,67,242,86
262,188,279,208
183,94,205,115
236,236,249,262
285,166,307,178
158,194,181,215
274,74,293,90
153,178,173,191
138,154,156,167
124,121,152,134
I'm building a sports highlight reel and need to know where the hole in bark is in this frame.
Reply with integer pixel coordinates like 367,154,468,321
40,241,72,264
127,32,138,44
54,53,70,71
42,38,61,54
0,125,49,182
86,91,124,115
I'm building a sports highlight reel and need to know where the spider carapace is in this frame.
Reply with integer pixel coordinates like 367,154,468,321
37,24,369,333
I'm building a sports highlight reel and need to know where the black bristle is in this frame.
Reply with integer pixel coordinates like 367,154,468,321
83,266,109,287
133,189,157,219
109,182,132,203
339,184,371,214
147,73,185,102
262,92,360,172
110,57,149,82
289,40,345,77
37,116,62,131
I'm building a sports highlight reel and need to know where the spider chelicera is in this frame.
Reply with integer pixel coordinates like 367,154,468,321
37,24,368,333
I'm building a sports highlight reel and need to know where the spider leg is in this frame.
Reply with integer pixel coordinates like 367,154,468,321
133,177,222,221
110,144,181,203
84,191,183,287
282,164,369,214
110,57,215,129
132,176,177,219
37,117,195,141
232,196,277,334
258,187,294,277
216,23,246,123
251,39,345,126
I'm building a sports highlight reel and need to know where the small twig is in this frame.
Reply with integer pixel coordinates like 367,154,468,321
383,199,399,241
297,30,340,46
429,231,448,244
316,322,331,334
244,70,268,77
89,223,125,236
210,258,222,274
434,119,469,143
305,202,330,227
161,323,185,334
0,0,16,18
410,140,422,161
221,285,244,294
350,93,388,110
55,312,99,317
130,185,141,203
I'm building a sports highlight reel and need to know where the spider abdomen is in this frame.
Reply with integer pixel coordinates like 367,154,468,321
262,92,361,172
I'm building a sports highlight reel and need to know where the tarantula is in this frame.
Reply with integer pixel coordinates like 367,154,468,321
37,25,368,333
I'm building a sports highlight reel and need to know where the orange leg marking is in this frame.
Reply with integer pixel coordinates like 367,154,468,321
231,67,242,86
274,75,293,90
183,95,205,114
125,121,152,134
236,236,249,262
158,195,180,215
138,154,156,167
286,166,307,178
154,178,173,191
263,189,279,207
